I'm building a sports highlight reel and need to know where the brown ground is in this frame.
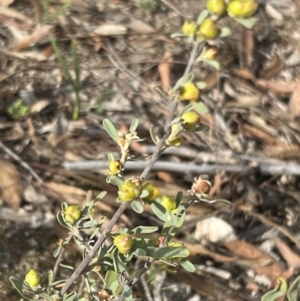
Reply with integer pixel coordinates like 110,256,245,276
1,0,300,300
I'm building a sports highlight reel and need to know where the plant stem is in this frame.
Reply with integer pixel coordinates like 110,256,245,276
59,42,200,298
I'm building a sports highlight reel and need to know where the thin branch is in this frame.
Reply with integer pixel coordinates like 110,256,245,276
53,234,73,280
0,141,43,184
60,42,201,298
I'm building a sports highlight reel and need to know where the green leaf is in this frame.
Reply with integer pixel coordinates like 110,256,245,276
106,175,123,186
53,246,62,258
192,101,209,114
203,58,220,70
130,226,158,234
234,17,257,29
84,275,92,294
81,220,98,228
194,124,209,132
287,275,300,301
149,125,159,145
186,73,195,83
9,276,32,301
171,32,186,39
107,153,115,162
103,119,119,142
105,270,119,289
261,278,287,301
175,191,183,206
132,247,147,257
110,280,120,294
96,191,107,200
195,81,207,90
146,246,189,259
161,210,186,238
63,291,77,301
196,10,209,25
185,36,194,44
173,75,187,91
71,41,80,86
150,200,170,222
122,284,133,301
179,259,196,272
48,270,54,285
60,263,74,270
196,35,205,44
57,211,70,229
131,200,144,214
139,189,149,198
220,26,231,37
129,118,139,133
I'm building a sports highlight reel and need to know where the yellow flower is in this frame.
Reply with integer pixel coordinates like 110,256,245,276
114,234,133,254
160,195,177,212
198,18,220,40
179,82,200,102
141,183,160,202
206,0,227,15
25,269,40,288
64,205,81,224
181,20,197,36
227,0,258,18
181,111,201,132
118,180,140,202
108,159,122,175
166,124,182,147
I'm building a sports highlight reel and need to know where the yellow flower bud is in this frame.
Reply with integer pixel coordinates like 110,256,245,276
181,111,200,124
160,195,177,212
181,20,197,36
167,124,182,147
168,136,182,147
25,269,40,288
198,18,220,40
118,180,140,202
203,46,218,60
227,0,258,18
64,205,81,224
181,111,201,132
114,234,133,254
242,0,258,17
179,82,200,102
141,183,160,202
206,0,227,15
108,160,122,175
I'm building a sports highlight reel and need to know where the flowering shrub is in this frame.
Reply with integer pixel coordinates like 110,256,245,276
9,1,266,301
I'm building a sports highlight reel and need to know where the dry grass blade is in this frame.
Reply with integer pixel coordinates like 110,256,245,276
0,0,14,7
0,159,23,211
14,25,54,51
288,77,300,119
238,28,254,69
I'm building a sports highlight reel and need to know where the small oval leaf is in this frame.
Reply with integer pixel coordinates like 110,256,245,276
197,10,210,25
96,191,107,200
195,81,207,90
150,201,170,222
103,119,119,142
261,278,287,301
129,118,139,133
234,17,257,29
131,200,144,214
180,259,196,272
171,32,186,39
192,101,209,114
220,27,231,37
